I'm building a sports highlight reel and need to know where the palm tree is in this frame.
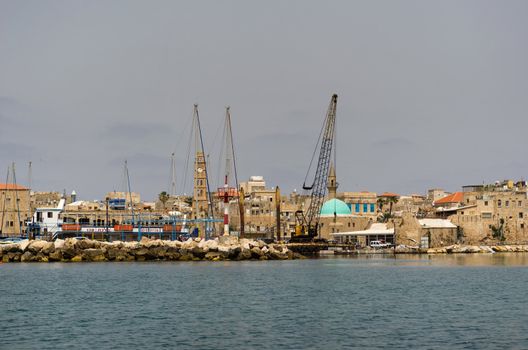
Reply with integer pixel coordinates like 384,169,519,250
386,196,398,218
158,191,169,210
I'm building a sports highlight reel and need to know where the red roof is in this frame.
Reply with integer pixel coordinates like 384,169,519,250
379,192,399,198
434,192,463,205
0,183,29,190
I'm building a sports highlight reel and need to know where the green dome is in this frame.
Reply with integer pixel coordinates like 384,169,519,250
320,198,352,216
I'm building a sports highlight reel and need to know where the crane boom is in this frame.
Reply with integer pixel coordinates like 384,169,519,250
295,94,338,240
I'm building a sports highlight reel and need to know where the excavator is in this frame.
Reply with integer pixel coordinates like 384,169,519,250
291,94,338,243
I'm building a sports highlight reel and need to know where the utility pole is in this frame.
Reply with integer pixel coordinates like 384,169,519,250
106,197,110,241
276,186,281,242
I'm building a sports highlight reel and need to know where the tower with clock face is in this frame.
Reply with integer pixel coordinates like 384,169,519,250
192,151,209,223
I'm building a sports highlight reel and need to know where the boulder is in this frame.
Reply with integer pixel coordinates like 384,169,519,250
204,239,218,251
19,240,30,252
28,240,48,253
1,243,21,253
54,239,65,250
239,239,251,250
8,252,21,262
41,242,55,255
48,250,63,261
479,246,494,253
269,247,287,260
218,235,238,246
70,255,83,262
179,253,193,261
165,247,181,261
237,248,253,260
205,251,223,261
82,248,106,262
21,251,35,262
250,246,264,259
191,246,207,259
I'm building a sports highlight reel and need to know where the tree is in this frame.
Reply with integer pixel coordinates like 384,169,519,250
491,218,505,241
158,191,169,210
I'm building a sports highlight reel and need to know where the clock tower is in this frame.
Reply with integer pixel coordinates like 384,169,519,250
192,151,209,222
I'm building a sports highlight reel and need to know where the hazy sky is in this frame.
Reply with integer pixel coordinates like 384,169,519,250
1,0,527,201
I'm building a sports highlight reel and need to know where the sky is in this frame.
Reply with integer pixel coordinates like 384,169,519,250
1,0,527,201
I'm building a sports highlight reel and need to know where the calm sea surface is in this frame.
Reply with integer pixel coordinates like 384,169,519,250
1,254,528,349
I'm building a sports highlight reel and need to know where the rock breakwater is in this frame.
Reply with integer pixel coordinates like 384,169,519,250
396,244,528,254
0,236,304,263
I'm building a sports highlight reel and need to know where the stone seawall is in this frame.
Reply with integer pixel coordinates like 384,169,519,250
0,236,305,263
397,244,528,254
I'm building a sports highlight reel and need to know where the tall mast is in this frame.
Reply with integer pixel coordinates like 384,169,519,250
27,161,32,237
219,106,240,236
169,153,176,197
192,104,215,237
124,160,135,225
0,166,9,235
12,163,23,237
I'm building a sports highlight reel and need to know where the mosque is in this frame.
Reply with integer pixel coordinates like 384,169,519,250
318,165,371,241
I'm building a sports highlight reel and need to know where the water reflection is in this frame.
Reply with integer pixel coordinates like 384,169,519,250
326,253,528,267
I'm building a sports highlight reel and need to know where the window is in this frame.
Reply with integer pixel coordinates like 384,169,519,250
363,203,368,213
370,204,375,212
47,212,53,219
497,200,502,207
520,212,524,219
484,201,488,206
355,203,360,213
348,222,351,227
522,223,525,229
481,212,492,219
519,201,523,207
506,200,510,207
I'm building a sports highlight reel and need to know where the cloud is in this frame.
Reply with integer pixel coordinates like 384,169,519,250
371,137,415,149
103,121,175,140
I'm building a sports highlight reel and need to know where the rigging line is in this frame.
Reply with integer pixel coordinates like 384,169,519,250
215,115,227,192
195,106,215,222
27,161,32,235
303,110,327,189
125,160,135,225
227,108,239,190
12,163,22,236
181,110,195,195
171,108,193,156
0,166,10,233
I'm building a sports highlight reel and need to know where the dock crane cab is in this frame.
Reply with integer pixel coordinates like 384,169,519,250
291,94,338,243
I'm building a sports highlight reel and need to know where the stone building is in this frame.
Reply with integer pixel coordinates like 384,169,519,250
339,191,378,217
228,176,278,239
394,213,458,248
448,188,528,244
0,184,31,237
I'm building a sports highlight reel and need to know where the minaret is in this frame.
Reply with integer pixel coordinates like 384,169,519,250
328,163,337,199
192,151,208,220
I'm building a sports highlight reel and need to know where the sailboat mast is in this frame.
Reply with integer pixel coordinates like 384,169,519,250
12,163,23,237
125,160,135,225
223,107,232,236
170,152,176,197
27,161,32,238
0,166,9,235
193,104,215,236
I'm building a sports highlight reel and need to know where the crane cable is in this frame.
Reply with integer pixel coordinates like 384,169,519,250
303,110,328,190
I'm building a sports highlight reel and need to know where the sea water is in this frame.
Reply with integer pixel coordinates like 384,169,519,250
1,254,528,349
